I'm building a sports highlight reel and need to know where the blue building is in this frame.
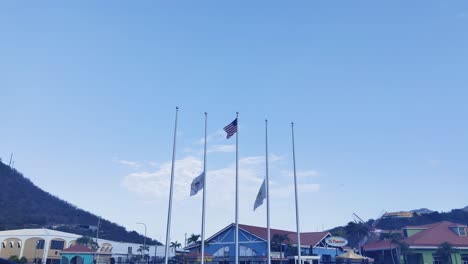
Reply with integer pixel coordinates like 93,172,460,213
185,224,344,264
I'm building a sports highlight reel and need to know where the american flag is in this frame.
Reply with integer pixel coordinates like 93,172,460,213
223,118,238,139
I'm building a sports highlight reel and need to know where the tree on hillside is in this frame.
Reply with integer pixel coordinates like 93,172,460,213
76,236,99,251
344,222,370,248
436,242,455,264
187,234,201,245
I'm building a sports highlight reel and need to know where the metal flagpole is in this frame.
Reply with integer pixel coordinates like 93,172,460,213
235,112,239,264
96,216,101,264
201,112,207,264
164,107,179,264
291,122,302,264
265,119,271,264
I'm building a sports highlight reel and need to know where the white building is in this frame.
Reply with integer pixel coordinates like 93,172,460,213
0,229,173,264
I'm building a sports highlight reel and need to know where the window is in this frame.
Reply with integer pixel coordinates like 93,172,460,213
450,226,467,236
9,242,13,248
459,227,467,236
213,246,230,257
36,240,45,249
461,255,468,264
239,245,257,257
433,255,442,264
50,240,64,250
17,242,21,248
1,242,5,248
128,247,132,254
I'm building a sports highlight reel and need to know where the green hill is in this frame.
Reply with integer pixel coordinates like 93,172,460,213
376,209,468,230
0,161,161,245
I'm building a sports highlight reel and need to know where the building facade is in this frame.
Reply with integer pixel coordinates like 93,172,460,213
185,224,344,264
0,229,171,264
363,221,468,264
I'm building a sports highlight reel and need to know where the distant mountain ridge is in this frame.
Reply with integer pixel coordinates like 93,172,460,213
0,161,160,245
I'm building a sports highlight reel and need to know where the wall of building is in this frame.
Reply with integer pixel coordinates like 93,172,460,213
0,238,22,259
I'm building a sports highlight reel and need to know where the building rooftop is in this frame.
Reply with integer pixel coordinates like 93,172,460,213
62,244,95,253
363,221,468,251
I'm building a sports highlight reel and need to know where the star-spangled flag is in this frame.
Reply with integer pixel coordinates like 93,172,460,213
190,172,205,196
253,179,266,211
223,118,238,139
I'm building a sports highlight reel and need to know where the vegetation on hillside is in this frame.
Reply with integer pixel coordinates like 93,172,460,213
376,210,468,230
0,162,161,245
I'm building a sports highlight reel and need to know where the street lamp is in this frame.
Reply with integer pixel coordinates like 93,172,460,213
136,223,147,262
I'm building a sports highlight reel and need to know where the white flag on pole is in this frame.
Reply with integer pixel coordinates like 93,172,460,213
190,172,205,196
253,179,266,211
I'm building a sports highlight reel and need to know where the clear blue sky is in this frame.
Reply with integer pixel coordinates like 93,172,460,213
1,1,467,244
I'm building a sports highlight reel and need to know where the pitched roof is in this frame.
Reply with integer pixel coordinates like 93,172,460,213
0,228,80,239
186,223,331,250
363,221,468,251
238,224,330,247
62,244,95,253
362,239,395,251
404,221,468,247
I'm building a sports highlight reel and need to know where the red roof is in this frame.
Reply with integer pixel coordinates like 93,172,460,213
404,221,468,247
62,244,95,253
362,240,395,251
239,224,330,247
363,221,468,251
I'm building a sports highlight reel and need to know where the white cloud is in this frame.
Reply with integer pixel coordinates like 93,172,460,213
121,155,281,207
148,161,159,167
120,153,320,213
271,183,320,198
115,159,141,169
208,144,235,153
281,169,320,178
195,130,226,145
298,170,320,177
121,156,202,199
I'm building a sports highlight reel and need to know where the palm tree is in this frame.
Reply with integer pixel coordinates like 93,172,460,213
171,241,182,250
187,234,201,245
398,242,410,264
76,236,99,251
271,234,289,260
437,242,455,264
344,222,370,248
137,245,150,260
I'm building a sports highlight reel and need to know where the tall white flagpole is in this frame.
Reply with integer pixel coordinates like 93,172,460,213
291,122,302,264
164,107,179,264
235,112,239,264
201,112,207,264
265,119,271,264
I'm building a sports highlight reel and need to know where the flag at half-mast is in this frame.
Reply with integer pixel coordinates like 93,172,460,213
190,172,205,196
223,118,238,139
253,179,266,211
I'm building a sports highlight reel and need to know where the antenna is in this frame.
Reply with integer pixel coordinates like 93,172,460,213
9,153,13,167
